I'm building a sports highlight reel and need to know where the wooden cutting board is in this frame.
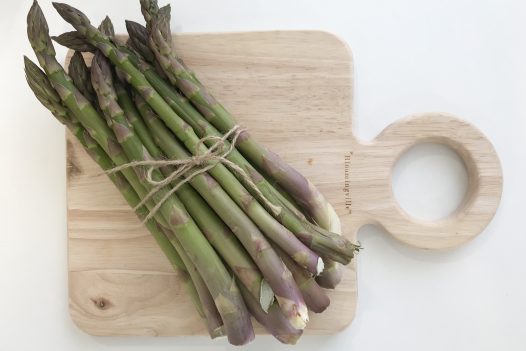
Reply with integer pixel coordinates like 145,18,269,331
66,31,502,336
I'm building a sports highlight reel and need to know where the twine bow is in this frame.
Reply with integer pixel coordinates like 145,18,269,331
106,125,282,223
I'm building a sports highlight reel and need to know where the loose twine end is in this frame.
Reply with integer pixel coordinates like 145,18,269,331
104,125,282,223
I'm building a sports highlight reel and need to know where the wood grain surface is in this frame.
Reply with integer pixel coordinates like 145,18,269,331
66,31,502,336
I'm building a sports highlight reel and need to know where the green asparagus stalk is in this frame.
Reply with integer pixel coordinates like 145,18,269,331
142,3,340,233
29,3,253,344
89,50,253,344
24,55,210,323
159,227,224,338
53,2,322,278
115,79,274,311
133,92,309,329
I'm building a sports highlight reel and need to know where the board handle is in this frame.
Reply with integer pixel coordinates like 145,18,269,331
353,112,502,249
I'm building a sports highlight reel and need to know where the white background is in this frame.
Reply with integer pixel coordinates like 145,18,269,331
1,0,525,350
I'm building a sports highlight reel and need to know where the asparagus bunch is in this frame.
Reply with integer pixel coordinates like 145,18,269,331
25,0,360,345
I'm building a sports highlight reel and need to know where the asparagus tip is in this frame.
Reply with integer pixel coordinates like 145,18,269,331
52,2,89,27
98,15,115,37
124,20,146,34
27,0,54,56
51,31,96,53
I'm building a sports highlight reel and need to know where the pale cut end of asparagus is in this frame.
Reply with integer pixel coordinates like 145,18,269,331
316,202,344,288
276,297,309,330
316,257,325,275
327,203,342,234
296,302,310,329
260,280,275,313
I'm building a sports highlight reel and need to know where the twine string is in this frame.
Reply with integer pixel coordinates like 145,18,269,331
105,125,282,223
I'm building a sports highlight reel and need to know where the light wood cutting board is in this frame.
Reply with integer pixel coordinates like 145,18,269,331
66,31,502,336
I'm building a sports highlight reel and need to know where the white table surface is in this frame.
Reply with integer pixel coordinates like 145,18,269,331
1,0,525,350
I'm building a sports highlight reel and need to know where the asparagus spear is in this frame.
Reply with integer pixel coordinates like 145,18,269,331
142,3,340,233
24,55,212,324
52,3,322,277
114,79,274,311
52,31,96,52
28,3,253,344
68,52,95,100
133,92,309,329
90,50,253,344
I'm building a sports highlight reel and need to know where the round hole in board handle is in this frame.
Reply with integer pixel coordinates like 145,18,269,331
391,142,469,222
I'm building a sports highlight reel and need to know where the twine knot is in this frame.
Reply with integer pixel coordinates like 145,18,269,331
105,125,282,223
